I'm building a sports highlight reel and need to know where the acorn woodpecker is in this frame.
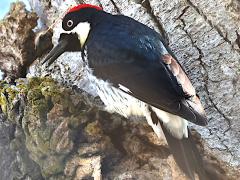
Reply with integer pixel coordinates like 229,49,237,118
43,4,208,179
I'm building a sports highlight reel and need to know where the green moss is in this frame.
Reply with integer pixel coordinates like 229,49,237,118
41,155,65,177
85,121,103,136
0,80,28,117
0,92,8,114
0,82,19,117
0,77,95,178
0,76,84,128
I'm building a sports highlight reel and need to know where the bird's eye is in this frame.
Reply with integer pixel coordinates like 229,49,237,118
67,20,73,27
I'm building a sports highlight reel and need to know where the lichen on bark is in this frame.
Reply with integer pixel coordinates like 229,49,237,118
0,77,188,179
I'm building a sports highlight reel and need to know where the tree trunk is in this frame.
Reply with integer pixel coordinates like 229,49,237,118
0,0,240,179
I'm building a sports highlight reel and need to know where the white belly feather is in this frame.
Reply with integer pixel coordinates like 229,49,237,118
85,65,188,139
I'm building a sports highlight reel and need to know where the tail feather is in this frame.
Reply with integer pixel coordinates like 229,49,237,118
160,123,208,180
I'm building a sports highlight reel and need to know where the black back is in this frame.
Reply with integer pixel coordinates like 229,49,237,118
82,13,207,125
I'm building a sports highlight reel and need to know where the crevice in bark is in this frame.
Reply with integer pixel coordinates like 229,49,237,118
235,30,240,49
211,134,234,157
177,8,232,137
176,6,190,20
186,0,240,54
141,0,169,44
109,0,121,13
207,96,232,134
75,0,84,4
97,0,103,9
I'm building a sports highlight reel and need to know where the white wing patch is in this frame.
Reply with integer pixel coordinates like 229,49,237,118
145,109,164,138
118,84,131,93
151,106,188,139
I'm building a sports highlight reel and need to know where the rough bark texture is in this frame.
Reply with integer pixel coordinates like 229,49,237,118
0,2,37,79
0,78,193,179
0,0,240,179
32,0,240,168
81,0,240,168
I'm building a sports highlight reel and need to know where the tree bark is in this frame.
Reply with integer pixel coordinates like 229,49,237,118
0,0,240,179
84,0,240,169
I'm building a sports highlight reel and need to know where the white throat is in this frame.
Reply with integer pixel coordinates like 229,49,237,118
71,22,91,48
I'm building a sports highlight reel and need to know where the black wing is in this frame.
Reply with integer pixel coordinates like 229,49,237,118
86,14,207,126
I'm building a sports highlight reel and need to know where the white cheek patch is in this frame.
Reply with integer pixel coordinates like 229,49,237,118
71,22,91,48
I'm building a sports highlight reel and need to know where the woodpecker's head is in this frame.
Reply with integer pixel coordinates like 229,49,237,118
42,4,103,66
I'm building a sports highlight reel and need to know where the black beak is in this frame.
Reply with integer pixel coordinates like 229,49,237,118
42,33,80,67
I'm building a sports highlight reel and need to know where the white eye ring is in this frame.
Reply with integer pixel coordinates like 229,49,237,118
67,20,73,27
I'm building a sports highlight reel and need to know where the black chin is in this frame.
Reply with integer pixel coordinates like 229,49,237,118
42,33,80,67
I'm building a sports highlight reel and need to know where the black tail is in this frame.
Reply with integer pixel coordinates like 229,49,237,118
160,123,208,180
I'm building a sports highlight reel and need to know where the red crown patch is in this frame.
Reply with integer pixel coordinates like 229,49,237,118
68,4,103,13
